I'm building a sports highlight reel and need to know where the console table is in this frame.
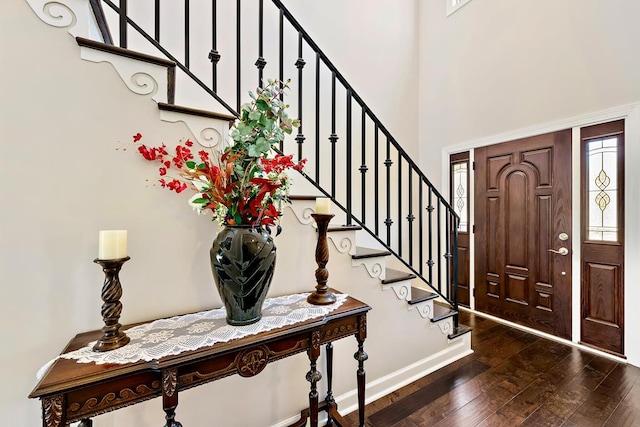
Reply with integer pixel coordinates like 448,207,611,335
29,291,370,427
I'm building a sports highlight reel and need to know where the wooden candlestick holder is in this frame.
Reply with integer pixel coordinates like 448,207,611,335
307,213,337,305
93,256,131,352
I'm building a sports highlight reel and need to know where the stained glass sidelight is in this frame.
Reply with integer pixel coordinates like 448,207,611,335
587,137,618,241
453,162,468,232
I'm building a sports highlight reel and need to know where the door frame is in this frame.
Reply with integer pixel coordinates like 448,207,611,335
441,103,640,365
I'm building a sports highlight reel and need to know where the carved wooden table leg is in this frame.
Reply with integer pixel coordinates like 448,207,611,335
306,330,322,427
325,342,335,427
78,419,93,426
354,315,368,427
41,395,65,427
162,369,182,427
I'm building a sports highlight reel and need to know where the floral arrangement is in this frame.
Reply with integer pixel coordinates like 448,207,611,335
133,79,306,230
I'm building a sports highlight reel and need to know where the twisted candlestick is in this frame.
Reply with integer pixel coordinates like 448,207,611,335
307,213,337,305
93,257,131,352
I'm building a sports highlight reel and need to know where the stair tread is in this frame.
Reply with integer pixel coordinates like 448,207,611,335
158,103,236,121
408,287,438,304
76,37,175,67
448,324,472,339
431,301,457,322
327,225,362,232
382,268,416,284
353,247,392,259
289,195,319,201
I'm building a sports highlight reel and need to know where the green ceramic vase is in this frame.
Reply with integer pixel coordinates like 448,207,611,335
210,225,277,326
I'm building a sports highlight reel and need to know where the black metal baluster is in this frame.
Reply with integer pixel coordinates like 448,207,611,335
384,136,393,246
154,0,160,42
208,0,220,92
256,0,266,88
374,124,379,236
295,32,306,161
345,90,353,225
398,155,403,257
279,9,284,100
427,187,434,286
419,181,424,276
236,0,241,112
119,0,127,48
407,167,414,267
444,211,451,299
360,108,368,224
452,215,460,329
437,202,442,292
278,8,284,151
330,72,338,198
184,0,190,68
315,52,320,183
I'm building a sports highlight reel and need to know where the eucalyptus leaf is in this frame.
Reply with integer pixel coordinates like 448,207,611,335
256,99,270,111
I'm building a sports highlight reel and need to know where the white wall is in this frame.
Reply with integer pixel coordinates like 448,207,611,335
418,0,640,365
283,0,421,158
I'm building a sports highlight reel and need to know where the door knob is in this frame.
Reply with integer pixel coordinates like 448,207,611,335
548,247,569,256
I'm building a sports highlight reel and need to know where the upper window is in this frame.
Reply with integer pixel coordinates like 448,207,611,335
581,120,625,244
447,0,474,16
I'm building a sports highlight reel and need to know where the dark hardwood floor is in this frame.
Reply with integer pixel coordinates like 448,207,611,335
345,310,640,426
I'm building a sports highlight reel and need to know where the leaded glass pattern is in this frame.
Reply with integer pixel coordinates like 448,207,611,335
587,137,618,241
453,162,468,232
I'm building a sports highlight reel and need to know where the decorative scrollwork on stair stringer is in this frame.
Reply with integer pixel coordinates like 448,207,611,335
327,234,355,256
382,282,411,301
78,47,168,103
26,0,94,39
282,204,315,226
434,317,453,336
408,300,433,319
352,258,384,279
159,110,228,149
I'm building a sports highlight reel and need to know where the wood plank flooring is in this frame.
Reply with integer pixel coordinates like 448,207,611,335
345,310,640,426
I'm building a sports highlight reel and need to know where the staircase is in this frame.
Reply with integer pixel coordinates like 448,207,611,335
26,0,472,424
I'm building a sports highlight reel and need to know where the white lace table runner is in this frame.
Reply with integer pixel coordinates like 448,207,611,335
37,293,348,379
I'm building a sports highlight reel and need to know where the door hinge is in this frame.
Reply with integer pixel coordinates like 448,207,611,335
472,224,475,233
472,161,476,170
473,288,475,297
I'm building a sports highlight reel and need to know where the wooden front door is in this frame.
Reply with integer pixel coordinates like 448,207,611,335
474,130,572,339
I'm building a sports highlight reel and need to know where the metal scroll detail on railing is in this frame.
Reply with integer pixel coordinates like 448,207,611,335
96,0,460,327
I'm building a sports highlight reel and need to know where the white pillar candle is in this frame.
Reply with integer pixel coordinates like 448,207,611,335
315,198,331,214
98,230,128,260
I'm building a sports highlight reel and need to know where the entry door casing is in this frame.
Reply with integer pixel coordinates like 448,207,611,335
474,130,572,339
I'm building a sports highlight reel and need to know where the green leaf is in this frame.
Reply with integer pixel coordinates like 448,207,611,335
248,110,261,121
256,99,270,111
238,123,253,136
185,161,196,169
191,198,208,205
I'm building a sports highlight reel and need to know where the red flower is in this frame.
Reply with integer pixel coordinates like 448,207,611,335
138,145,157,161
133,133,142,142
159,167,167,176
185,139,194,147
